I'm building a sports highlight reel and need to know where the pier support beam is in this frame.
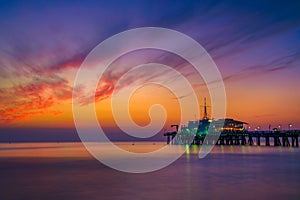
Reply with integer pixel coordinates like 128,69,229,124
282,137,290,147
287,137,290,146
226,138,229,145
229,136,234,145
278,137,282,146
234,136,240,145
167,136,170,144
257,136,261,146
274,136,281,146
220,137,225,145
241,136,246,145
248,136,253,146
266,136,270,146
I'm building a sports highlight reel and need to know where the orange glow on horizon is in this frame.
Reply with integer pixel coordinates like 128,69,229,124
95,84,181,130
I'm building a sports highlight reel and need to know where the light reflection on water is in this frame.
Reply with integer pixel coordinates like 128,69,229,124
0,142,300,200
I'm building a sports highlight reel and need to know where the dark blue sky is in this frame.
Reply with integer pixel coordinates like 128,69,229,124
1,0,299,76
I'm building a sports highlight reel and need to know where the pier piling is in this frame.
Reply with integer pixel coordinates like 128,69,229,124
257,136,261,146
249,136,254,146
266,136,270,146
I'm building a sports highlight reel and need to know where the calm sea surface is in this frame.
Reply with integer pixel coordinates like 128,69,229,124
0,142,300,200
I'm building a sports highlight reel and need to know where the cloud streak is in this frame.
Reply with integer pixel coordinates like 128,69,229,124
0,75,72,124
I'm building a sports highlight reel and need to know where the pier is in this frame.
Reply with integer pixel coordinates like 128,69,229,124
164,130,300,147
164,98,300,147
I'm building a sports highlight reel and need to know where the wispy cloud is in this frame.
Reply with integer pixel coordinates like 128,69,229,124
0,75,72,124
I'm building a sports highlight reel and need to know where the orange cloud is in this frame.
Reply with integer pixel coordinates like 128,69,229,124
0,75,72,124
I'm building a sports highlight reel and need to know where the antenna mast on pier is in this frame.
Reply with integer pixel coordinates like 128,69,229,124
203,97,208,120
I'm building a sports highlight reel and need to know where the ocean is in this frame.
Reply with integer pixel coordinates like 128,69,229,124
0,142,300,200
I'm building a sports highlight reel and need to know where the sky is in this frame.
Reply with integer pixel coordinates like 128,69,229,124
0,0,300,140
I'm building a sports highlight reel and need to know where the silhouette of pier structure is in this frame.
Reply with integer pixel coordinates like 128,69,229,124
164,125,178,144
194,130,300,147
164,128,300,147
164,98,299,147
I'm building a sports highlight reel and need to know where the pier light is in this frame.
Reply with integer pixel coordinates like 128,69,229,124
278,125,281,130
257,126,261,131
289,124,292,131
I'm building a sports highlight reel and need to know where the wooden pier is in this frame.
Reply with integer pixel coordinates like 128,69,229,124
165,130,300,147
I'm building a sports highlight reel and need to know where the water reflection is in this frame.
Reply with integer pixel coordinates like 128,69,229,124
0,142,300,200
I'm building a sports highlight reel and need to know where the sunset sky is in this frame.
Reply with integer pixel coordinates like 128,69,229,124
0,0,300,141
